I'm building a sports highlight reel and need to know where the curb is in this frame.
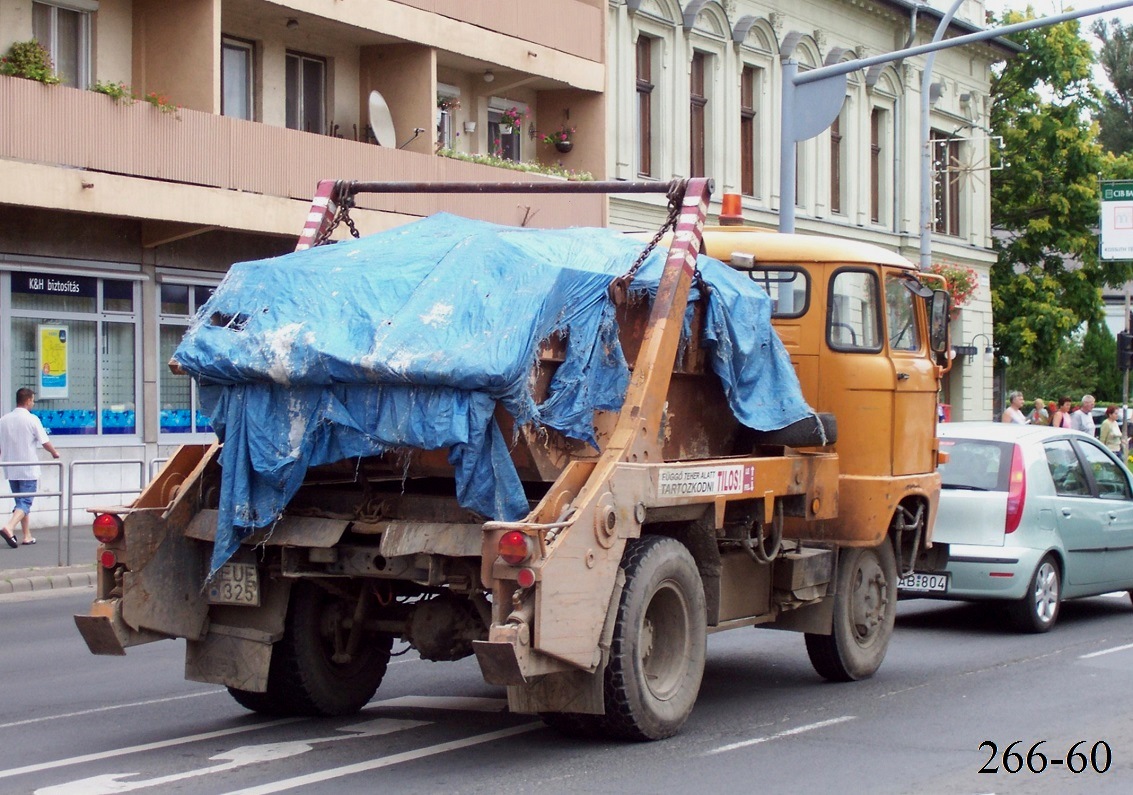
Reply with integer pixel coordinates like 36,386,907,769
0,565,97,595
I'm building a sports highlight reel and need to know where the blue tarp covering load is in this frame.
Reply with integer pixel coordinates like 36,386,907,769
173,214,813,576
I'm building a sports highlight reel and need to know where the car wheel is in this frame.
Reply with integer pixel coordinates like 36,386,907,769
1008,555,1061,633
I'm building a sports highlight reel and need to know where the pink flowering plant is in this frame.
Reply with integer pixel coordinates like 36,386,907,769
500,106,526,128
541,125,575,146
923,262,979,308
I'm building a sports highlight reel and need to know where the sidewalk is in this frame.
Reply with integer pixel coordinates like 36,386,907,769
0,523,99,595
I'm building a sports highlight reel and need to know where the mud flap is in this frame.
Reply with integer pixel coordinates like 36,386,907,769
186,627,274,691
74,614,128,656
508,667,605,715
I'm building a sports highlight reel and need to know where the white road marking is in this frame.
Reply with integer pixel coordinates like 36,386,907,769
0,689,225,730
35,719,428,795
366,696,507,712
220,723,542,795
704,716,857,755
1080,642,1133,659
0,718,301,782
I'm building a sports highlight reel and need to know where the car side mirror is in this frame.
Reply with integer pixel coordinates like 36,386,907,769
929,290,950,354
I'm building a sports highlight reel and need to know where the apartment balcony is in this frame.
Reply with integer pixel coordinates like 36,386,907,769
1,0,607,235
0,75,604,236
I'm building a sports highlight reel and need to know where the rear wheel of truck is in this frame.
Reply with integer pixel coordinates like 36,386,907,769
805,541,897,682
602,535,707,741
227,581,393,716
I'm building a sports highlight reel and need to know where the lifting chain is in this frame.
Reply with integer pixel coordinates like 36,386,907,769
313,183,362,247
607,179,690,304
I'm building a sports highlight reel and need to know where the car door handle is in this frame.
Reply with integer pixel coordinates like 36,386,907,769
896,372,909,381
1061,508,1073,517
1109,512,1118,521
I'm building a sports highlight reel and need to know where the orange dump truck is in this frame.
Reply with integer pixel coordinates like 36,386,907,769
76,179,950,740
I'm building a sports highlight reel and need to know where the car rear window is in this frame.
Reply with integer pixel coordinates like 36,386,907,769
938,438,1012,491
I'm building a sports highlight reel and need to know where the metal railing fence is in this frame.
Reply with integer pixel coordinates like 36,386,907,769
0,459,65,562
1,456,172,566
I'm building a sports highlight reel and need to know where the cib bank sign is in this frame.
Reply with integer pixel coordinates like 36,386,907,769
1101,180,1133,261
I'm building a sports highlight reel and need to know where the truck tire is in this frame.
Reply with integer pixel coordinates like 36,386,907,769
227,581,393,716
603,535,707,741
805,541,897,682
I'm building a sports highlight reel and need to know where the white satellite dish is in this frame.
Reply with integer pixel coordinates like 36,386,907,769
368,90,397,147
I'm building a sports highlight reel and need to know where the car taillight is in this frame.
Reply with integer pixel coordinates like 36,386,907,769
498,530,533,566
1005,444,1026,534
100,550,118,569
92,513,123,544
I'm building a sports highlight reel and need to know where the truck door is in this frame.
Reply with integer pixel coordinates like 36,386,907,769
884,272,937,476
821,267,893,479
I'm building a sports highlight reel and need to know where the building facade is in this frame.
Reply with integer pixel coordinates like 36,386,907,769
2,0,1006,529
0,0,608,526
605,0,1006,420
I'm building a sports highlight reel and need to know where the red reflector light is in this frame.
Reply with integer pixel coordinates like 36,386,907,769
719,193,744,225
989,572,1014,578
1005,444,1026,534
516,567,536,588
100,550,118,569
498,531,532,566
92,513,123,544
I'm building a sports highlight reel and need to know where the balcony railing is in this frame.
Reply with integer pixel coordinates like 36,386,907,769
1,76,604,229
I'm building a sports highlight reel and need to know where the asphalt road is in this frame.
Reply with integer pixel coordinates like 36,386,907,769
2,587,1132,794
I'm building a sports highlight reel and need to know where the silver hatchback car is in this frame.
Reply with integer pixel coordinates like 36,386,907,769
899,422,1133,632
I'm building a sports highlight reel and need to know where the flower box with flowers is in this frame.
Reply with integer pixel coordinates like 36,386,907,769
922,262,978,313
500,106,525,133
542,125,576,153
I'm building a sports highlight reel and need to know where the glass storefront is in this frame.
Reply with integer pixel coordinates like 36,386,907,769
6,272,139,435
159,282,215,434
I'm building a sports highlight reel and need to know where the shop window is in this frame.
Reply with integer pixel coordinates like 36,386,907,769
32,1,91,89
7,274,139,435
159,283,216,435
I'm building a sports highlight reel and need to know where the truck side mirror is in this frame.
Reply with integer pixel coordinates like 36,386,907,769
929,290,950,354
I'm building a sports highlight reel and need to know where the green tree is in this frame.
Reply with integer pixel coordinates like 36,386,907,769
1093,19,1133,155
1009,322,1122,406
990,12,1133,368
